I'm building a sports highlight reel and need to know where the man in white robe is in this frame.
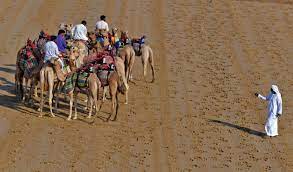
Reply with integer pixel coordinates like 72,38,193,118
255,85,282,137
71,20,88,41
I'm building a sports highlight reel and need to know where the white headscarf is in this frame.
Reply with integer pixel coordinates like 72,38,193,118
271,85,282,101
271,85,280,94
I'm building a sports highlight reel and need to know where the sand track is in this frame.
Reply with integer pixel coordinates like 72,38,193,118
0,0,292,171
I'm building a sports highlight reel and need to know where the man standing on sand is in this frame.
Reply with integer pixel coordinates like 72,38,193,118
255,85,282,137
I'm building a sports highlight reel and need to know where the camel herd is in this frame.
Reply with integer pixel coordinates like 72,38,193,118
15,25,155,122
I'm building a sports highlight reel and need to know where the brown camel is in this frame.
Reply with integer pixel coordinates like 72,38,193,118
102,56,129,104
118,45,136,83
66,72,101,120
38,47,80,117
98,69,126,121
88,32,103,54
133,44,155,83
15,44,41,103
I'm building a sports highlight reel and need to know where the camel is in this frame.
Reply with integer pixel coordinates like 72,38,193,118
102,56,129,104
15,41,42,103
66,72,101,120
72,41,88,67
88,32,103,54
97,66,126,121
133,44,155,83
59,23,73,39
38,47,80,117
118,45,135,83
38,47,102,120
39,63,56,117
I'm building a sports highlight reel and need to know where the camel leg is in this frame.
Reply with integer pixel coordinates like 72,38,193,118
83,89,89,110
149,55,155,83
67,92,73,121
113,93,119,121
94,88,100,115
54,81,60,110
22,78,28,102
28,78,35,106
87,93,93,119
102,86,108,102
39,81,44,117
48,77,55,118
19,77,24,101
142,58,148,82
97,87,104,113
84,94,90,111
15,73,19,96
73,92,78,120
38,69,45,116
34,80,38,98
125,64,130,83
124,89,128,105
108,82,117,121
128,62,134,82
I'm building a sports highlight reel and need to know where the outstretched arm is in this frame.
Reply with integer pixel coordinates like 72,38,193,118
255,93,269,101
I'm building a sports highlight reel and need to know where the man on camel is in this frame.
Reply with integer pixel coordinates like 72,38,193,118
95,15,109,36
44,36,66,81
71,20,88,41
55,29,67,56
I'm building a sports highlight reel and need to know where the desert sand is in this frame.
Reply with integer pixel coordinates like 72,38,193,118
0,0,292,171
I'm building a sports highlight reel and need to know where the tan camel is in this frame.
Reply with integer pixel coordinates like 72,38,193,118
98,69,126,121
38,47,80,117
88,32,103,54
59,23,73,34
118,45,135,83
102,56,129,104
133,44,155,83
66,73,101,120
39,63,56,117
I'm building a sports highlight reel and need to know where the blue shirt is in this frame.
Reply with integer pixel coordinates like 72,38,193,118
55,35,67,53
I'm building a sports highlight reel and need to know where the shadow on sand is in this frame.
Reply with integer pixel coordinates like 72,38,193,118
209,119,266,138
237,0,293,5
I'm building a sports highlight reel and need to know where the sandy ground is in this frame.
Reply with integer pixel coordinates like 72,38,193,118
0,0,292,171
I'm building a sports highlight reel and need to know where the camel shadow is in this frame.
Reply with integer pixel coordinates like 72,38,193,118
209,119,266,138
0,67,15,74
0,78,15,95
0,93,36,114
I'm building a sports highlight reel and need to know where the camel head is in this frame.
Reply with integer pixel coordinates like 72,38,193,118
59,23,73,32
60,23,73,39
120,31,129,39
68,47,80,69
66,39,74,49
112,28,119,36
88,31,96,42
69,47,80,59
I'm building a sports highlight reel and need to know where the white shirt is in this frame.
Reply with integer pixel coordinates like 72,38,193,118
95,20,109,31
44,41,60,62
71,24,88,41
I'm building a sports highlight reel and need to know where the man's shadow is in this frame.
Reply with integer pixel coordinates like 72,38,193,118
209,119,266,138
236,0,293,5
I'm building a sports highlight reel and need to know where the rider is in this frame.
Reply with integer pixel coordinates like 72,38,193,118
95,15,109,36
55,29,67,56
44,36,66,81
71,20,88,41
